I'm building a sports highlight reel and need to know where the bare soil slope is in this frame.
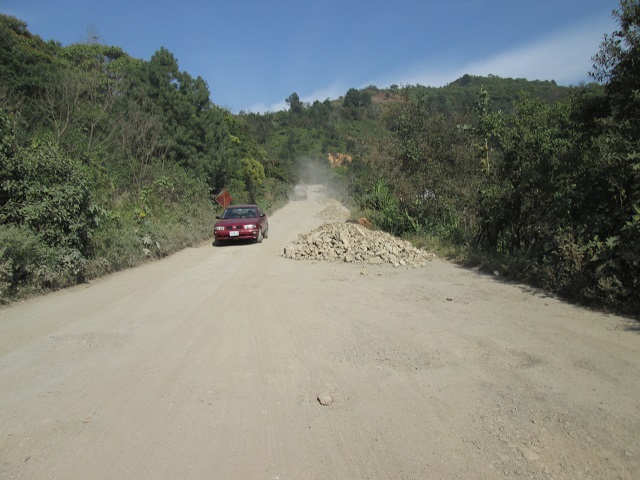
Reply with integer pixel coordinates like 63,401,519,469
1,187,639,479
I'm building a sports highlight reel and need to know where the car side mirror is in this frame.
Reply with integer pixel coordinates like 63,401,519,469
260,213,266,217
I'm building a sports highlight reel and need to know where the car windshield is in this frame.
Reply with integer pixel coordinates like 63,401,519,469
222,208,257,219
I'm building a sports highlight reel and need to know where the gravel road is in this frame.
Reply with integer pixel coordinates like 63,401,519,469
1,186,639,479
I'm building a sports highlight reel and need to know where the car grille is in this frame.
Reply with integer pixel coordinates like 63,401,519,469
221,225,256,231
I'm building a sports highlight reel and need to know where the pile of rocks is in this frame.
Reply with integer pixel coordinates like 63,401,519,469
283,222,435,268
315,202,350,221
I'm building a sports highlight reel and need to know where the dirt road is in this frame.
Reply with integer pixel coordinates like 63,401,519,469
1,187,639,479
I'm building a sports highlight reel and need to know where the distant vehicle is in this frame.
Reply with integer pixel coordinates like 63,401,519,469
294,184,308,200
214,204,268,245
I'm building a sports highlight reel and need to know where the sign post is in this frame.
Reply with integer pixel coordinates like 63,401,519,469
215,189,232,209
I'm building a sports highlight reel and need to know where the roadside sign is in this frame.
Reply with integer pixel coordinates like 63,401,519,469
215,189,232,209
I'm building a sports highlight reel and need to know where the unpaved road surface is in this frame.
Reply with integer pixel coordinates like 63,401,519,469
1,187,639,479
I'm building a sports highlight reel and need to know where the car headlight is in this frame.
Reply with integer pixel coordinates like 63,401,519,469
243,224,257,229
214,226,225,231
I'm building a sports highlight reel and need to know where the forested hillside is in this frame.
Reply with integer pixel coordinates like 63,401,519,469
0,13,288,300
1,0,638,314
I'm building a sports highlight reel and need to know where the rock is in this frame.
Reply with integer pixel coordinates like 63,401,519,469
520,447,540,462
283,245,297,258
317,393,333,406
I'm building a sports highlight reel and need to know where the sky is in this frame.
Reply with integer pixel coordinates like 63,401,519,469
2,0,619,113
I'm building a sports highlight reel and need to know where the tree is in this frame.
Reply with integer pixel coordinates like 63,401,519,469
286,92,303,114
591,0,640,122
474,95,577,254
60,44,131,154
121,47,237,191
587,0,640,307
114,104,165,192
0,15,62,126
343,88,371,108
84,23,101,45
242,157,265,201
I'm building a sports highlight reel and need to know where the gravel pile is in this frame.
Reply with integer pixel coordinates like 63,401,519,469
283,222,435,267
315,202,350,221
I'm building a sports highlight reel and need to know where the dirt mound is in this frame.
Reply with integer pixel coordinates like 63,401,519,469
283,222,435,267
314,200,350,222
327,153,352,168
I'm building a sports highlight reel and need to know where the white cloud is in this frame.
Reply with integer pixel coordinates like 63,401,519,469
243,15,617,112
300,82,348,105
244,100,287,114
245,81,347,113
459,19,613,85
374,15,616,89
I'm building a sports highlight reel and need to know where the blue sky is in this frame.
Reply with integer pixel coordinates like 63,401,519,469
2,0,618,113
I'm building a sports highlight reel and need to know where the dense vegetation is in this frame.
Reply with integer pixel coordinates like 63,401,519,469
0,14,289,300
339,1,639,314
1,0,638,315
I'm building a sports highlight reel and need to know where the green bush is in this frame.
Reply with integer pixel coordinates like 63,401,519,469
0,224,85,302
1,136,93,253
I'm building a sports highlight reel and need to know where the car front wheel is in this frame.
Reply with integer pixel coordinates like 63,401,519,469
256,228,263,243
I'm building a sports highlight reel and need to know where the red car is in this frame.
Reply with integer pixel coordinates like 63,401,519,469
214,204,269,245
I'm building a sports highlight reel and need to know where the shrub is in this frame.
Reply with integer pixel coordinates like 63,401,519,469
1,135,94,253
0,225,80,302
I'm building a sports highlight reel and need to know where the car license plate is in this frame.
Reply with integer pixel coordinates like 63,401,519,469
229,231,239,237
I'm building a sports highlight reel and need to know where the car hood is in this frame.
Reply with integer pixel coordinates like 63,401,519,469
215,217,260,227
